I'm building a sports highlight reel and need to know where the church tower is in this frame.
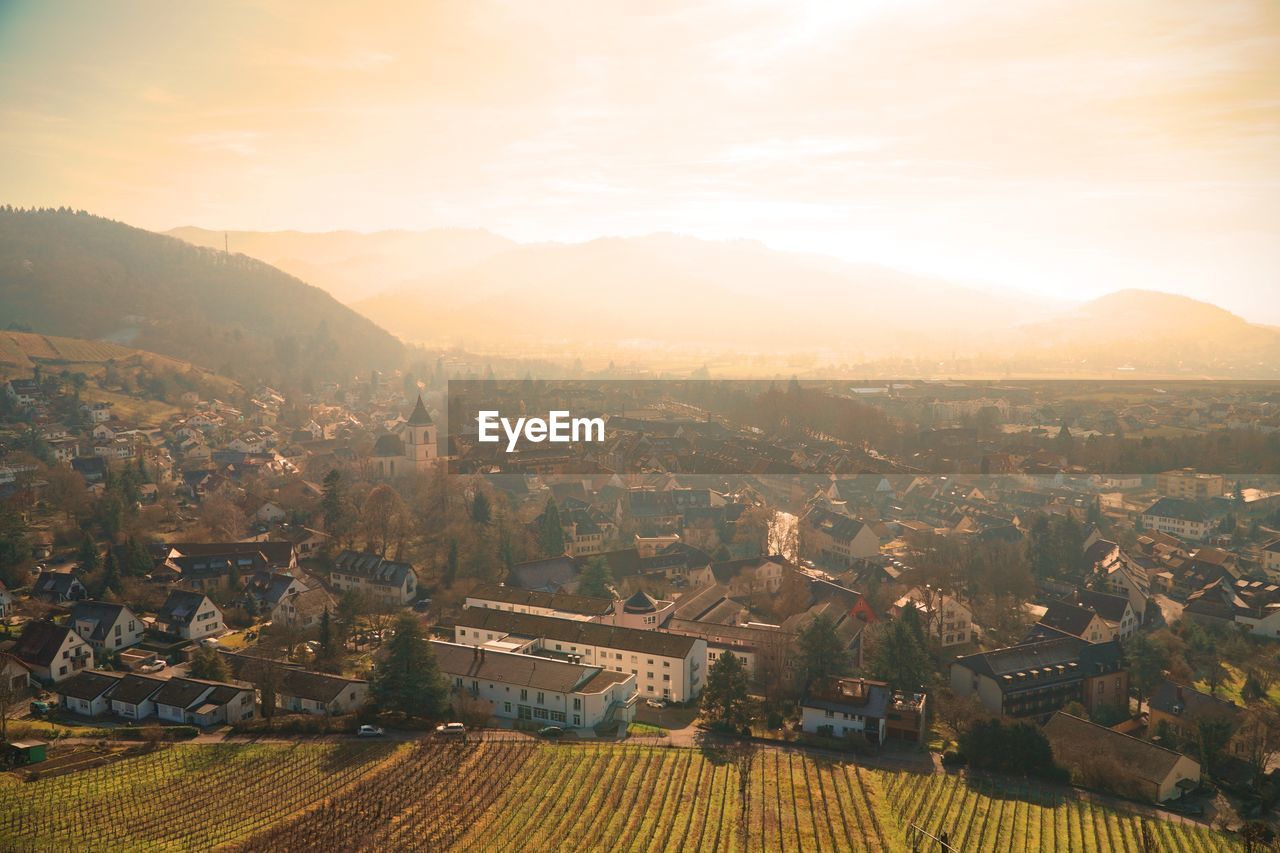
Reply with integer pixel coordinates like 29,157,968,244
403,394,438,472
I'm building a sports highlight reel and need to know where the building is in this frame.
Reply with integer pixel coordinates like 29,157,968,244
57,670,123,716
663,617,794,680
800,677,894,744
1034,599,1114,643
891,587,973,648
1147,680,1243,754
153,677,256,726
1140,498,1222,542
273,586,336,630
1156,469,1225,500
452,608,705,703
155,590,224,640
106,673,166,720
465,583,615,622
11,621,92,683
799,506,881,568
31,570,87,604
278,670,369,716
331,551,418,605
1073,589,1139,640
1,651,31,694
1044,713,1200,803
433,640,637,729
373,395,438,477
1262,539,1280,576
949,637,1127,719
69,601,144,652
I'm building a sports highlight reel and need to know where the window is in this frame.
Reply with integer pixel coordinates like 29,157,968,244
520,689,528,701
504,702,512,713
573,715,581,726
663,674,670,682
663,661,670,668
537,692,545,704
573,698,581,710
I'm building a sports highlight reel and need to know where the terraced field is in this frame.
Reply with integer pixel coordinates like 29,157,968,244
0,740,1242,851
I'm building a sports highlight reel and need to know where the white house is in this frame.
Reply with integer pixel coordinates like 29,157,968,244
12,621,92,683
278,670,369,716
452,608,705,703
331,551,418,605
155,590,224,639
433,641,637,730
69,601,144,652
154,677,256,726
107,673,167,720
891,588,973,648
801,677,893,744
57,670,123,716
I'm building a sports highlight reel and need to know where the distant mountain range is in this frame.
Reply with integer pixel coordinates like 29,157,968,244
1,210,404,386
164,225,1280,376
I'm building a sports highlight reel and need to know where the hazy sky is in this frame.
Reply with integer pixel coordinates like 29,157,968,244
2,0,1278,321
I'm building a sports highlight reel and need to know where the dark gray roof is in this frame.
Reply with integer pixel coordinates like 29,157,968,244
371,433,404,456
802,677,891,719
1074,589,1131,623
332,551,416,587
153,676,250,710
432,641,620,694
13,621,82,667
158,589,214,627
622,590,658,614
1142,497,1221,523
109,674,167,705
69,601,134,643
1045,713,1192,787
1039,599,1100,638
467,583,614,617
406,395,433,426
56,670,122,700
280,669,367,703
454,608,698,659
1149,680,1241,722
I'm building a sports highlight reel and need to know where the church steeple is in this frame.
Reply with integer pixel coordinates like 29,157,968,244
407,394,433,426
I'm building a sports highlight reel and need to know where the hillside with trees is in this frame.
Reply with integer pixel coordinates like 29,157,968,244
0,208,404,386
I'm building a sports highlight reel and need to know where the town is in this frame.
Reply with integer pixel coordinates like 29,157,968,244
1,366,1277,849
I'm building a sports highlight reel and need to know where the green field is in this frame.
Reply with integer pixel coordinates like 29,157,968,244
0,741,1241,851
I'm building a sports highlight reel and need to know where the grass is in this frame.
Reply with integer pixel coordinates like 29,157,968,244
1194,663,1280,707
0,741,1243,851
627,721,668,737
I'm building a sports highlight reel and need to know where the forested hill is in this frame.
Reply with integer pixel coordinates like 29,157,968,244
0,208,404,386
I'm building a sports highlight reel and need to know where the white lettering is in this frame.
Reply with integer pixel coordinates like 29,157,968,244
476,410,606,451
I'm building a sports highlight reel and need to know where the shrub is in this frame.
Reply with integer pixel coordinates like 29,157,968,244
941,750,966,767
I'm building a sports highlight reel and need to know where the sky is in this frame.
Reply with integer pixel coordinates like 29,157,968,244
1,0,1278,322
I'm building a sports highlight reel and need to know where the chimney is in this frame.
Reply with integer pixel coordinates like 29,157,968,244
1176,685,1183,703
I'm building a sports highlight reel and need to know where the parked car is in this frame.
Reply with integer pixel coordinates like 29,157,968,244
645,698,668,709
29,700,54,717
199,637,220,647
537,726,565,738
139,661,167,674
357,725,385,737
435,722,466,736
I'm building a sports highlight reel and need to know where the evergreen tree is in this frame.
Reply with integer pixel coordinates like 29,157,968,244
97,547,123,597
77,532,100,573
471,491,491,525
869,619,932,693
321,469,353,544
538,499,566,556
576,557,614,599
318,608,335,659
371,612,448,716
701,650,752,731
443,538,459,588
189,646,232,681
797,614,851,692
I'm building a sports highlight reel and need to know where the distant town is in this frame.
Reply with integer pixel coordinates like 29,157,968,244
2,367,1278,848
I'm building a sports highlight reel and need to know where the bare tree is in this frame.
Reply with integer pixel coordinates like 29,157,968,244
199,483,246,540
360,484,410,558
0,658,27,743
1235,704,1280,781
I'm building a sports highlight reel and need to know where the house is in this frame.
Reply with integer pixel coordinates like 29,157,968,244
30,570,87,604
662,617,794,679
452,608,705,703
245,571,310,616
950,637,1127,719
433,640,637,730
1,651,31,693
1073,589,1139,640
69,601,144,652
107,673,167,719
56,670,122,716
1044,713,1200,803
278,670,369,716
1091,552,1151,623
1156,469,1225,500
155,590,224,640
273,586,336,630
153,676,256,726
331,551,418,605
800,677,895,744
1140,498,1222,542
1033,599,1114,643
11,621,92,683
1263,539,1280,575
5,377,42,408
799,506,881,568
1147,680,1244,758
891,587,973,648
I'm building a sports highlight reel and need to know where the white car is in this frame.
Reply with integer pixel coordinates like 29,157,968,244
138,661,167,674
357,725,385,737
645,698,668,709
435,722,466,736
200,637,220,647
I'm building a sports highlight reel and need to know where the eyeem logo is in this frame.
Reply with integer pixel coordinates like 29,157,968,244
477,410,605,452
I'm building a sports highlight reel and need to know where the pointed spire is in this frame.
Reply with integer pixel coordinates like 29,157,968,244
407,394,433,426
